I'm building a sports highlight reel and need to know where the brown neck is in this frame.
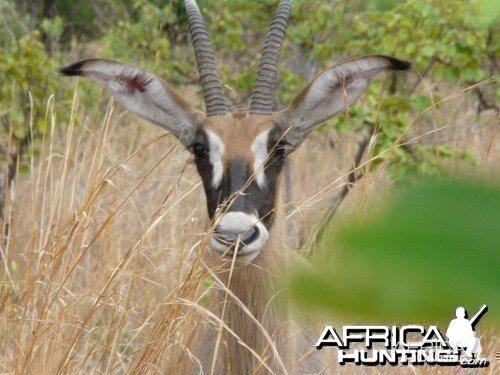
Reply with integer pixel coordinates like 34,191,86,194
206,210,289,373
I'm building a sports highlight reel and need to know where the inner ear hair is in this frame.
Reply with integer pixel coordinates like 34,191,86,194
60,58,204,146
278,55,411,147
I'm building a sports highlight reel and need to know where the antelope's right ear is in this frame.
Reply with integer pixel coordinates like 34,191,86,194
277,55,411,149
60,59,204,146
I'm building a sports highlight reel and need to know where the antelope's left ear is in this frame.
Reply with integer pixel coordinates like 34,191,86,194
277,55,411,148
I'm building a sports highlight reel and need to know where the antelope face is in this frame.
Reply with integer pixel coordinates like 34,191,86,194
60,0,410,266
191,114,286,263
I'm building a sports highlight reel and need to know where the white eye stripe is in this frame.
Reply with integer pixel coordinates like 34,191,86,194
207,131,225,188
251,130,270,188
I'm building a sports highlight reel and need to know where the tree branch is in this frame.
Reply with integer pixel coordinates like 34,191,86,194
302,133,370,251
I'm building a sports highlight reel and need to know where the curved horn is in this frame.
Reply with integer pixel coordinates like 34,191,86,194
249,0,293,115
185,0,228,116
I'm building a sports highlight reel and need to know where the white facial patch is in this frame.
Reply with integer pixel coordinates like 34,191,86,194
251,130,270,188
207,130,225,188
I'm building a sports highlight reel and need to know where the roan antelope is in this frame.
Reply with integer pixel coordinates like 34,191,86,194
61,0,410,373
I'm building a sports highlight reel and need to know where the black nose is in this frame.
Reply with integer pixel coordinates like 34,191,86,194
214,225,259,246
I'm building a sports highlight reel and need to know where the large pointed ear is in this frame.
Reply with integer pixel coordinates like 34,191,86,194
60,59,204,146
277,55,410,148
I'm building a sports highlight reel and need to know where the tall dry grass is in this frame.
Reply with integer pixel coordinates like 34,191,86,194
0,77,498,374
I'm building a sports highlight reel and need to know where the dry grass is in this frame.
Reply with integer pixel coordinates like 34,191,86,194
0,78,498,374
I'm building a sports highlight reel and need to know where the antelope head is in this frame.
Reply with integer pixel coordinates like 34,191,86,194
61,0,410,265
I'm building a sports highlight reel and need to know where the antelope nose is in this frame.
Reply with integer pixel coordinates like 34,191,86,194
215,225,259,245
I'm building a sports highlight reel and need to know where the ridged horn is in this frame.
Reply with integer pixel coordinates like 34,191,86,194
249,0,293,115
185,0,228,116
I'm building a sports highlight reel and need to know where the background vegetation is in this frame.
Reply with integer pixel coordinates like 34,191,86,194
0,0,498,373
1,0,498,198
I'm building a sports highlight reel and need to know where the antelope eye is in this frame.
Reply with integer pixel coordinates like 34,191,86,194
192,142,209,158
273,141,289,159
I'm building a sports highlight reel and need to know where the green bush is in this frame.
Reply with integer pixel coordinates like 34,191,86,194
0,2,67,155
0,0,497,187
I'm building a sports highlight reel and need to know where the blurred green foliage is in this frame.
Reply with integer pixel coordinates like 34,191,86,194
289,178,500,324
285,0,498,184
102,0,175,77
0,0,498,184
0,1,70,177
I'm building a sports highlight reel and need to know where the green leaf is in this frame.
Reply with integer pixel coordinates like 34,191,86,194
289,179,500,325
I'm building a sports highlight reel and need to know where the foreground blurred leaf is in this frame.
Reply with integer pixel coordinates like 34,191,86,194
290,179,500,325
